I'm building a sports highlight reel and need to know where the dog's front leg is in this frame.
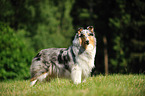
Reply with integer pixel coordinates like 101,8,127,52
71,65,82,84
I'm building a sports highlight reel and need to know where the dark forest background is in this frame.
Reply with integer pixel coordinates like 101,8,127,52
0,0,145,80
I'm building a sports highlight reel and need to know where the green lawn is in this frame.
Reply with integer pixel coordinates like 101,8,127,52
0,74,144,96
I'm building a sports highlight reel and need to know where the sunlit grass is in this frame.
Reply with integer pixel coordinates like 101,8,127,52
0,74,144,96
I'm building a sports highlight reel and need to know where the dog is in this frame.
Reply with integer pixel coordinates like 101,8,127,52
30,26,96,86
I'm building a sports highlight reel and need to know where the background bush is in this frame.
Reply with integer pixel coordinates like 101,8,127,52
0,23,34,80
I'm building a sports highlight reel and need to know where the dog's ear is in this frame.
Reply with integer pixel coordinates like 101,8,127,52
87,26,94,33
78,27,83,35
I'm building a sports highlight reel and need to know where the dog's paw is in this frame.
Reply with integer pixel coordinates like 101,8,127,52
73,80,81,84
82,79,86,83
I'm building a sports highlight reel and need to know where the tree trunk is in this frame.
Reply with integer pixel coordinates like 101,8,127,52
103,36,108,75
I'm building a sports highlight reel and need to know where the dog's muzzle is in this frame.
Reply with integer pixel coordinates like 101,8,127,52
85,40,89,45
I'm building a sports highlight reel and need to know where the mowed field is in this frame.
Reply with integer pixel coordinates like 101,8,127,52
0,74,144,96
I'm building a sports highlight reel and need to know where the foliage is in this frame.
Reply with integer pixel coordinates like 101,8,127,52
0,0,74,80
0,0,145,80
33,0,74,50
71,0,145,74
0,75,144,96
109,0,145,73
0,0,74,50
0,23,34,80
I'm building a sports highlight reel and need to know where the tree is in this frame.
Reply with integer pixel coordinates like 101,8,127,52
109,0,145,73
103,36,108,75
33,0,75,50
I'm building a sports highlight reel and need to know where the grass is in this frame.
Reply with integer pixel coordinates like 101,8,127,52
0,74,144,96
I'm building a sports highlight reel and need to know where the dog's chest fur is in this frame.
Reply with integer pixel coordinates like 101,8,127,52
76,45,96,77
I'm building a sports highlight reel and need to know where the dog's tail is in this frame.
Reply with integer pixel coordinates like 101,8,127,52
30,72,49,87
30,57,52,86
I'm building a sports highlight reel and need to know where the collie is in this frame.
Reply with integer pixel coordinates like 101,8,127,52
30,26,96,86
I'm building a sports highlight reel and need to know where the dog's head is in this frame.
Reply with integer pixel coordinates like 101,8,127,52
77,26,96,50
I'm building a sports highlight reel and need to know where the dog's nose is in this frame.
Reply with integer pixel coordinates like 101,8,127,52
85,40,89,45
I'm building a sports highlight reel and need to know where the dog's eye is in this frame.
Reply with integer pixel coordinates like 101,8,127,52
89,33,94,36
79,34,84,37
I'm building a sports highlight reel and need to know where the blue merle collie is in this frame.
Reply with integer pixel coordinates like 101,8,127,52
30,26,96,86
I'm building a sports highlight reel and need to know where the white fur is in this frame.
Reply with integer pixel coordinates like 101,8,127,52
37,72,48,82
71,44,96,84
30,79,37,87
71,65,82,84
